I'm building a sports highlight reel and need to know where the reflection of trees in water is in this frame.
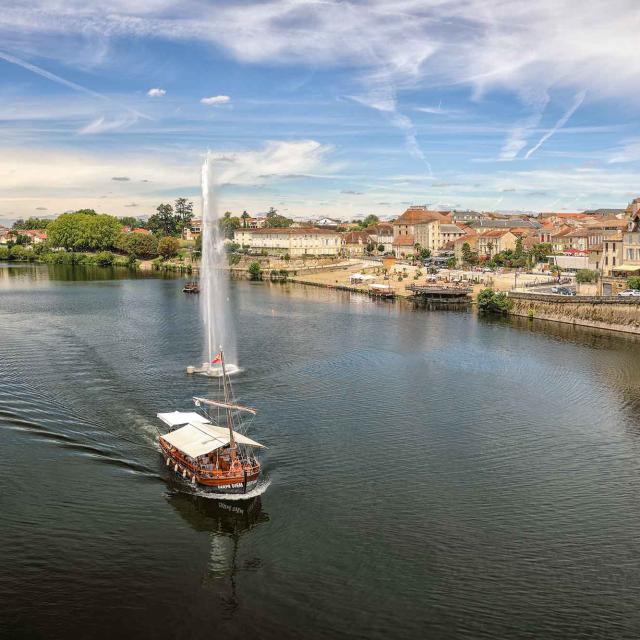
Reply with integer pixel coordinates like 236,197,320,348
166,487,269,612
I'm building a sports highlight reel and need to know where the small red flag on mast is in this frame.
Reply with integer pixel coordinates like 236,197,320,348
211,353,222,364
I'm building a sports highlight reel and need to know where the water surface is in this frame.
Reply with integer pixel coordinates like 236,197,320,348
2,263,640,639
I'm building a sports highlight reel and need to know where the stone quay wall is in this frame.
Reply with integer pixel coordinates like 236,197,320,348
507,292,640,335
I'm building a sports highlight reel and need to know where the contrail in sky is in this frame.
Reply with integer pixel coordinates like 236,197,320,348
525,90,586,159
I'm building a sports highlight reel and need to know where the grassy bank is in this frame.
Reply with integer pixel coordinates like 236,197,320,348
0,246,137,268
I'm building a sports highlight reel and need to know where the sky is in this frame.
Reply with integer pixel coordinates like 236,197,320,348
1,0,640,222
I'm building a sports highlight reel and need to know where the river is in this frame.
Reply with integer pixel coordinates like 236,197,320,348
2,262,640,639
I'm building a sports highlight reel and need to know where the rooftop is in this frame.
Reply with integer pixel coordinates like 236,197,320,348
237,227,338,235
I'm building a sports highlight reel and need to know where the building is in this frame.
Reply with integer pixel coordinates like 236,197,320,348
182,218,202,241
451,210,486,223
234,227,341,256
22,229,48,244
342,230,372,257
439,223,467,247
453,234,479,262
392,206,449,257
468,218,540,230
363,223,393,254
476,230,519,258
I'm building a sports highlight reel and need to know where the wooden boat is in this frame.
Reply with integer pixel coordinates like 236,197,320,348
183,281,200,293
158,350,264,494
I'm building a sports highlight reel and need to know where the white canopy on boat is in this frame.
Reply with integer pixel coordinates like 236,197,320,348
161,422,265,458
370,283,391,290
157,411,210,427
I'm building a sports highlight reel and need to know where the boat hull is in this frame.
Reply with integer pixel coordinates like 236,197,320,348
160,442,260,495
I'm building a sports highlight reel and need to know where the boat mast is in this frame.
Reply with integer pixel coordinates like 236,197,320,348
219,349,237,458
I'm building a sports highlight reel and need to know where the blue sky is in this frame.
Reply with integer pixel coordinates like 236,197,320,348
1,0,640,222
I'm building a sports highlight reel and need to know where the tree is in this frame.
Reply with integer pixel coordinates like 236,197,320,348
47,212,121,251
366,241,375,254
220,215,241,239
514,236,524,257
627,277,640,290
266,207,277,218
377,244,385,253
419,248,431,261
241,210,250,228
446,257,457,268
157,236,181,259
120,233,159,258
174,198,194,230
12,217,52,230
529,243,552,263
575,269,598,284
360,214,379,228
477,288,512,314
147,203,177,236
264,214,293,228
248,261,262,280
118,216,145,229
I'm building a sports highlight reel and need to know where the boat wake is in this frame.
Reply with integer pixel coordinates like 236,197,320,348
193,478,271,501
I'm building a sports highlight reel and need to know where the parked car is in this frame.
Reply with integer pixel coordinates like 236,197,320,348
557,287,576,296
618,289,640,297
551,286,560,293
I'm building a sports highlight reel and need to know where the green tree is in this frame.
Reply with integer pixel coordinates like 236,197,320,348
377,243,384,253
118,216,144,229
157,236,181,259
248,261,262,280
266,207,277,218
446,257,457,268
359,214,379,229
514,236,524,257
264,214,293,228
12,217,52,230
477,288,512,314
120,233,159,258
47,212,121,251
627,276,640,290
575,269,598,284
220,215,241,239
529,243,552,263
419,248,431,261
241,210,250,228
147,203,177,236
174,198,194,229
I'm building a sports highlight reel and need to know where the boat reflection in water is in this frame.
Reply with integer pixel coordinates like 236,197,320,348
166,485,269,607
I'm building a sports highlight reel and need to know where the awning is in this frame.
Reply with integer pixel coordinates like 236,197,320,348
612,264,640,273
157,411,210,427
161,422,265,458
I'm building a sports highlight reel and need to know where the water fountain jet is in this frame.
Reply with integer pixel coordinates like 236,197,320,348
187,153,239,377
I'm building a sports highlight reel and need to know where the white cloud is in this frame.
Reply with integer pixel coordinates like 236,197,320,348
147,87,166,97
200,95,230,105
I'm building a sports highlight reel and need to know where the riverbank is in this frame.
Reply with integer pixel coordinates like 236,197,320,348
508,291,640,335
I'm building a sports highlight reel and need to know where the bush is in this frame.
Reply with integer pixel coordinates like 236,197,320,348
228,254,241,266
575,269,598,284
248,261,262,280
283,253,290,261
120,233,159,258
95,251,115,267
157,236,181,259
627,276,640,291
477,288,512,314
0,246,9,260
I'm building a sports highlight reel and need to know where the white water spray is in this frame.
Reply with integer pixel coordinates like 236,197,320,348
187,153,239,376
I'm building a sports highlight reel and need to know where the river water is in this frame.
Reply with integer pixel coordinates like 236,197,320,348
2,262,640,639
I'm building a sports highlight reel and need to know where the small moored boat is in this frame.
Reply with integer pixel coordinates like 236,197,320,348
158,350,264,494
183,281,200,293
